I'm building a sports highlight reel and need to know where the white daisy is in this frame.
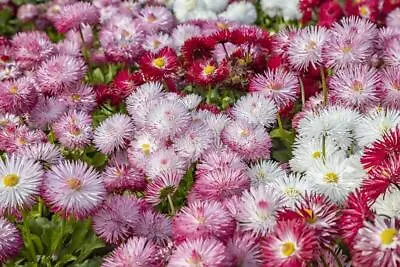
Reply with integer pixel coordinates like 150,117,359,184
171,24,202,49
305,153,365,204
372,188,400,218
246,160,287,186
0,155,43,215
219,1,257,24
15,142,62,167
231,93,277,128
179,94,202,110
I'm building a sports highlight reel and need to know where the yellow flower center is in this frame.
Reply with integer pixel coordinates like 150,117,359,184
152,57,166,69
240,129,250,137
306,40,317,51
324,172,339,183
3,173,19,187
352,81,364,92
268,82,282,91
152,40,161,48
71,94,81,101
66,178,82,190
380,228,397,245
304,208,317,224
285,187,299,196
311,151,322,159
216,22,228,29
147,13,157,23
359,5,370,17
281,242,296,257
203,65,216,76
341,45,352,53
16,137,26,146
141,143,151,155
8,86,18,95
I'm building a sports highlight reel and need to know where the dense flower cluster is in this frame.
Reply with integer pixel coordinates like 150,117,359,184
0,0,400,266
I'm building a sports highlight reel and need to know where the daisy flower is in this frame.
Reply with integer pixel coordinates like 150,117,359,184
102,237,160,267
248,68,299,108
261,220,318,266
0,77,37,115
247,160,287,186
290,137,342,173
329,65,381,110
171,24,202,49
352,217,400,267
146,149,186,179
28,97,68,130
145,170,183,206
180,94,202,110
221,120,272,161
168,237,228,267
99,16,145,63
305,153,365,203
219,1,257,25
287,26,329,71
196,149,246,177
139,47,178,80
354,108,400,147
135,210,172,246
15,142,62,167
50,2,99,33
0,125,46,154
231,93,277,127
60,83,96,112
0,218,23,263
36,55,87,95
226,232,262,267
191,167,250,202
145,99,191,140
127,131,160,171
271,174,312,209
101,161,146,193
380,66,400,110
295,193,340,248
238,186,284,236
173,200,235,244
136,6,174,33
186,59,229,86
11,31,54,70
0,155,43,215
143,33,172,53
94,114,134,155
53,110,93,149
340,190,375,246
42,161,106,219
92,195,140,244
372,188,400,218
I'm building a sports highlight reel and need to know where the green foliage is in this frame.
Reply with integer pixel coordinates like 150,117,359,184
6,204,107,267
270,126,296,162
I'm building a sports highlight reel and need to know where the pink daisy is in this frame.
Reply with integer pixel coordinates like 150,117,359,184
136,6,174,33
261,220,318,267
226,232,262,267
380,66,400,110
221,120,272,161
52,110,92,149
0,125,46,154
145,170,183,206
60,83,96,112
168,237,229,267
36,55,87,95
143,33,173,53
146,149,187,179
248,68,299,109
173,200,235,244
0,77,38,115
93,114,134,155
0,218,23,263
50,2,99,33
352,217,400,267
191,167,250,202
102,237,161,267
99,16,145,63
135,210,172,246
28,96,68,130
101,162,146,193
287,26,329,71
42,160,106,219
92,195,140,244
329,64,381,110
139,47,178,80
11,31,55,70
196,149,246,177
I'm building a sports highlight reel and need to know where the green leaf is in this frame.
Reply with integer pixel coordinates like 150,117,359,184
92,68,105,84
63,219,91,255
30,234,44,254
269,128,296,149
76,234,105,263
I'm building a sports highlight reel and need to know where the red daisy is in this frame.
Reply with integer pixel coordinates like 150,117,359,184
261,220,317,267
186,59,229,86
181,37,216,64
139,47,178,80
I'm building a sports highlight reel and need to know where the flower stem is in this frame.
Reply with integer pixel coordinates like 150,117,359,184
299,76,305,107
167,194,175,215
277,113,284,129
322,134,326,159
320,67,328,106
